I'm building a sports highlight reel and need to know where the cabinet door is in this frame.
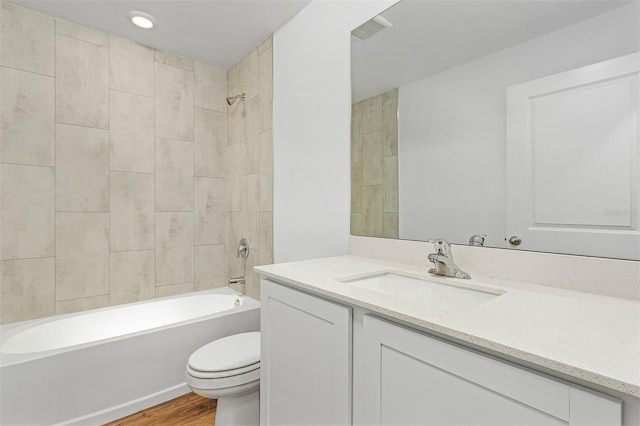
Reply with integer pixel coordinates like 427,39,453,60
362,315,621,426
260,279,352,425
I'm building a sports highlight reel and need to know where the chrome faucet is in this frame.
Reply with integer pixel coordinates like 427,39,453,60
427,240,471,279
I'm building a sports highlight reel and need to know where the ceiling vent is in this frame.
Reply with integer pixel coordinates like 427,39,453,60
352,15,393,40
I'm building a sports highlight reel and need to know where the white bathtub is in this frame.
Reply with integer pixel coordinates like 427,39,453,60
0,287,260,425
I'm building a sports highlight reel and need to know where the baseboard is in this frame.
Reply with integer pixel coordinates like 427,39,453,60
57,383,191,425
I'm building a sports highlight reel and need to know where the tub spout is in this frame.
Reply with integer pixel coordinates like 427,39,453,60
229,276,245,286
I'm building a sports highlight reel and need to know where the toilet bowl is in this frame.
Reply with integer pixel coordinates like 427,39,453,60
185,331,260,426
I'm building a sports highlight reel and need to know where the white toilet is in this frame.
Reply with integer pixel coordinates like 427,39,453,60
185,332,260,426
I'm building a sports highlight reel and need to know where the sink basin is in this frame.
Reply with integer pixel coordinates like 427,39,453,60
338,272,500,312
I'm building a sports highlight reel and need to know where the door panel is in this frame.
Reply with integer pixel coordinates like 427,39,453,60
506,53,639,259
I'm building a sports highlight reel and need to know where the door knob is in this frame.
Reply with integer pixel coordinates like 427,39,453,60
508,236,521,246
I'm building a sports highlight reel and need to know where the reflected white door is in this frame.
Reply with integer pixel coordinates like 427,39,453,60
506,53,639,259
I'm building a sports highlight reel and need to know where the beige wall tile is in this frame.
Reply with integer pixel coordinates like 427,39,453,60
351,212,364,236
259,130,273,212
363,185,383,237
226,211,242,278
241,173,260,250
194,61,227,112
110,172,155,251
243,97,260,175
259,48,273,132
195,244,226,291
56,34,109,128
56,212,109,300
362,131,383,186
55,295,109,315
228,59,241,79
382,89,398,101
155,137,194,212
242,48,259,100
258,35,273,55
1,67,54,166
156,282,194,298
55,124,109,212
244,247,260,300
110,250,155,305
195,108,226,178
382,92,398,157
55,19,109,47
351,161,363,213
351,102,363,163
1,2,54,75
110,90,155,173
195,177,225,246
155,50,194,71
383,155,399,213
226,142,242,212
383,212,399,239
110,36,154,97
155,62,194,141
156,212,193,285
362,94,383,134
0,164,54,259
259,212,273,265
0,258,55,324
56,294,110,315
227,69,243,145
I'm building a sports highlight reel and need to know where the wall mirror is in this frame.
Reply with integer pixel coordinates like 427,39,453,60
350,0,640,260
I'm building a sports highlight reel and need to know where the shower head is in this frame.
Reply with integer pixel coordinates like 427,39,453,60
226,93,246,106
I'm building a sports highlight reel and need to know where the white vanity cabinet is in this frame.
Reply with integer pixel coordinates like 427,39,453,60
260,279,623,426
260,279,352,425
361,315,622,426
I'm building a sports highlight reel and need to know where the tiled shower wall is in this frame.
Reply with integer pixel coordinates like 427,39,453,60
0,2,238,324
351,88,399,238
226,38,273,301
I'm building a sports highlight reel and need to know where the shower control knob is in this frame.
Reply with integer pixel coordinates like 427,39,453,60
508,235,522,246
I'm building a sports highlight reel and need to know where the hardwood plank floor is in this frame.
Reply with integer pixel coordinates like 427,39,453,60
104,393,217,426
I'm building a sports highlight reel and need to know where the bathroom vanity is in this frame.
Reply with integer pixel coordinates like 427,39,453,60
256,256,640,425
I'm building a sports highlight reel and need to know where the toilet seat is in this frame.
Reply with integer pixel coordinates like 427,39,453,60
186,363,260,390
185,331,261,391
188,332,260,373
188,361,260,379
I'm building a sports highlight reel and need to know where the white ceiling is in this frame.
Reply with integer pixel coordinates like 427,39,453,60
9,0,311,68
352,0,636,102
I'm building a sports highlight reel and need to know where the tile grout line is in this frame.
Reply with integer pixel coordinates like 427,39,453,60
53,18,58,313
193,64,196,291
154,56,158,298
107,35,112,309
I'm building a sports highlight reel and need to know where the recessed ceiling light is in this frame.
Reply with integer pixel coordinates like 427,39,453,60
128,11,156,29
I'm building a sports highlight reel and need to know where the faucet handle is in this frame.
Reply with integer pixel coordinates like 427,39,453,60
469,234,487,247
427,239,451,255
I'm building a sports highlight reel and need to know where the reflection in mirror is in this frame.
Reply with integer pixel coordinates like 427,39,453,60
351,0,640,260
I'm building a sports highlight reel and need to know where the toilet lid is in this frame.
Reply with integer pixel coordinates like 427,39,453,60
189,332,260,373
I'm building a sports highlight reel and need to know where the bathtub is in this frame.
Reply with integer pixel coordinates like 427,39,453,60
0,287,260,425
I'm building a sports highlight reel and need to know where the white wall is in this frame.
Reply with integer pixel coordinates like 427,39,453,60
398,3,639,248
273,0,397,262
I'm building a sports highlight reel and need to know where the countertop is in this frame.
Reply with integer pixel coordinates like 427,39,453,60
255,255,640,398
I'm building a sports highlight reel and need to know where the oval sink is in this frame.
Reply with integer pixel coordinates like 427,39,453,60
338,272,501,312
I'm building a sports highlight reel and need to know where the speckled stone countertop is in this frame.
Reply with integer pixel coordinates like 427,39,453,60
255,255,640,398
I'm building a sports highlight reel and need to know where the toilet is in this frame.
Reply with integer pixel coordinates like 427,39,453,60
185,332,260,426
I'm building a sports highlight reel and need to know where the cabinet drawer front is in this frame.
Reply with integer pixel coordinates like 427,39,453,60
363,315,570,423
363,315,621,426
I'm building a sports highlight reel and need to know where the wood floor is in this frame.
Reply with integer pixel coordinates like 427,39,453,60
104,393,217,426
